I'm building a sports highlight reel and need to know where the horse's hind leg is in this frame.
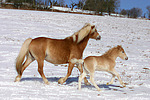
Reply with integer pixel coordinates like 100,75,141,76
78,71,87,90
15,56,33,82
77,64,90,85
90,73,101,91
37,60,49,85
58,63,74,84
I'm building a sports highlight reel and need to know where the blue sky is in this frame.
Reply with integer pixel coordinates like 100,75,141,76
119,0,150,16
65,0,150,17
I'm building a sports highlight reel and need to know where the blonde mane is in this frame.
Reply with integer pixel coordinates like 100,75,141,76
67,23,93,43
103,45,122,57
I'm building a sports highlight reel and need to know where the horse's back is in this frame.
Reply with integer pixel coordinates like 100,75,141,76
29,37,71,64
84,56,112,72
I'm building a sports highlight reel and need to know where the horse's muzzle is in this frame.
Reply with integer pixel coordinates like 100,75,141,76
125,57,128,60
96,36,101,40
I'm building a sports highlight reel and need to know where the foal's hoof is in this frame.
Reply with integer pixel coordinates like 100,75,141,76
84,82,91,86
97,89,101,91
106,82,110,85
121,83,126,87
58,78,64,85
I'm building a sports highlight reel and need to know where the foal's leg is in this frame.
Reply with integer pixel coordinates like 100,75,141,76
15,57,33,82
106,74,115,85
111,69,126,87
37,60,49,85
58,63,74,84
77,64,90,85
78,71,87,90
90,73,101,91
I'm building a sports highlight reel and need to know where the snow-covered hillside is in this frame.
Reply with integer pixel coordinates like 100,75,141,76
0,9,150,100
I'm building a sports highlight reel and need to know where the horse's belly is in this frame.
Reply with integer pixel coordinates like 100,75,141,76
96,64,110,71
45,55,69,64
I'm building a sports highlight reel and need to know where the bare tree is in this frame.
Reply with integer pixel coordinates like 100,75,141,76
77,0,86,9
0,0,2,7
129,7,142,18
70,0,78,11
146,5,150,19
120,9,127,15
58,0,65,7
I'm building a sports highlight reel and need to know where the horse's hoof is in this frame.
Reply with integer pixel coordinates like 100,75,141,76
45,81,50,85
106,82,110,85
58,78,64,85
97,89,101,91
14,76,21,82
123,84,126,87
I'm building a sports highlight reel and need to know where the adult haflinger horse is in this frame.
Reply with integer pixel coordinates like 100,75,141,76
15,23,101,85
71,45,128,91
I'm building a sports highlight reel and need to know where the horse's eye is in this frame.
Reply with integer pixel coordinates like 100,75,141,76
122,51,124,53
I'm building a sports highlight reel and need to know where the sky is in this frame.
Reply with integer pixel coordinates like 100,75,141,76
64,0,150,17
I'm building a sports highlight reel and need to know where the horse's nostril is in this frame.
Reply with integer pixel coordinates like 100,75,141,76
125,57,128,60
96,36,101,40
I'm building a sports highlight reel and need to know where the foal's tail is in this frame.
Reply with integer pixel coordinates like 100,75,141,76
16,38,32,75
70,58,84,65
70,58,89,73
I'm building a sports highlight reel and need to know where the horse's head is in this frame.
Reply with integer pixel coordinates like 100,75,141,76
68,23,101,43
117,45,128,60
89,25,101,40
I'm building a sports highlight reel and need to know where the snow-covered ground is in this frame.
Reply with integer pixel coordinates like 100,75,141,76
0,9,150,100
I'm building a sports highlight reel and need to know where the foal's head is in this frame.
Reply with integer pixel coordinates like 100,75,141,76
88,25,101,40
117,45,128,60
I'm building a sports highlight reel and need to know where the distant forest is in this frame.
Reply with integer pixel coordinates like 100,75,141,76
1,0,150,19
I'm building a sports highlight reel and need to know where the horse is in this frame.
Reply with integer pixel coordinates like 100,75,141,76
15,23,101,85
70,45,128,91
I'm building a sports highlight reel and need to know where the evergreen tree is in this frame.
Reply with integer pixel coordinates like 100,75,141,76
84,0,120,15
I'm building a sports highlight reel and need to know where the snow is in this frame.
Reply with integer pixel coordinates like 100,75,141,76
52,6,95,14
0,9,150,100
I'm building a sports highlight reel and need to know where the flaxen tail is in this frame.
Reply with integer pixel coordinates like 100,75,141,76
16,38,32,75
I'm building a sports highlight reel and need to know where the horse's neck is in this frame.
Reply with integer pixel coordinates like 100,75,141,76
78,36,89,52
103,49,118,61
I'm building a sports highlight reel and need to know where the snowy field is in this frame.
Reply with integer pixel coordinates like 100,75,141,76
0,9,150,100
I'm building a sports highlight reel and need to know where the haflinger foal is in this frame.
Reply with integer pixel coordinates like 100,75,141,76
70,45,128,91
15,23,101,85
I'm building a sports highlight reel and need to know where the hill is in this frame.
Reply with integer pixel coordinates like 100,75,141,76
0,9,150,99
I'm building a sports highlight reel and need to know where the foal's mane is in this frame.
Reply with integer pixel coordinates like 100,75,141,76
67,23,92,43
103,45,123,57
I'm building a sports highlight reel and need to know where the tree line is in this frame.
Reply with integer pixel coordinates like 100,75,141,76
82,0,120,15
120,6,150,19
4,0,65,8
1,0,150,19
1,0,120,15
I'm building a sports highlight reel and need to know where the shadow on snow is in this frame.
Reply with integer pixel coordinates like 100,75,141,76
20,77,124,91
20,76,78,84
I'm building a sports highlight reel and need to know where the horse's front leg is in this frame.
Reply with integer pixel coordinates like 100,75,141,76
77,64,90,85
111,69,126,87
58,63,74,84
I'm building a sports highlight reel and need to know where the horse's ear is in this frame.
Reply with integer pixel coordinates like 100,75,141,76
117,45,122,50
91,25,95,29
